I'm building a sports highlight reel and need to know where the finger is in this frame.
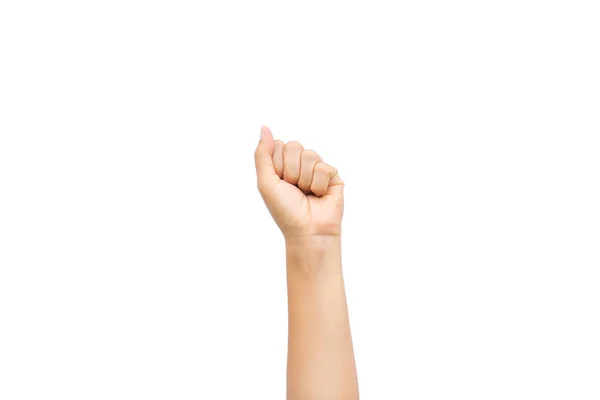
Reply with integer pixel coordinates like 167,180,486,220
282,141,304,185
311,162,344,197
297,149,322,192
254,126,280,194
272,140,285,178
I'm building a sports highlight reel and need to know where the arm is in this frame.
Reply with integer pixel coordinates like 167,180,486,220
286,236,358,400
254,126,359,400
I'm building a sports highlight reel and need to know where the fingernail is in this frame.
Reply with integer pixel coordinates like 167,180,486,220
260,126,267,140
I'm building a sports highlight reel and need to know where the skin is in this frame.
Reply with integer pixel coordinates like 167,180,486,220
254,126,359,400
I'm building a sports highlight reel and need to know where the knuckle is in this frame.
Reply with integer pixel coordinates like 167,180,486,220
323,163,338,175
314,161,328,173
302,149,320,160
285,141,304,151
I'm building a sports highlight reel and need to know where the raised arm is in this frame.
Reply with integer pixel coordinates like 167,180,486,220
254,126,358,400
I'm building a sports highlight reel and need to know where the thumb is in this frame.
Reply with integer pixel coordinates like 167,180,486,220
254,126,279,193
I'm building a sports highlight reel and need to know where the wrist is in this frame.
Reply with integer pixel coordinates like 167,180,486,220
285,235,341,251
285,235,342,277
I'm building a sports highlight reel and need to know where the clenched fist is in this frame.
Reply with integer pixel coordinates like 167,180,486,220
254,126,344,238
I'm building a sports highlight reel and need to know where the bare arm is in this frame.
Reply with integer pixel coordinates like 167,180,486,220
286,236,358,400
254,126,359,399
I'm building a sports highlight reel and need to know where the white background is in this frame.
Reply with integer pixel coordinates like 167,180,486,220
1,1,599,399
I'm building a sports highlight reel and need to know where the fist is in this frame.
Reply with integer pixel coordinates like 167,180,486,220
254,126,344,238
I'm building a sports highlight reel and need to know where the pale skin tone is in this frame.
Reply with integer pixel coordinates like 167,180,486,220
254,126,359,400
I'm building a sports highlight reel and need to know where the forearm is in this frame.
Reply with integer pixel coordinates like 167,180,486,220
285,236,358,400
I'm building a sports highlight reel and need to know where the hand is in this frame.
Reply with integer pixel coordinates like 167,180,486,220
254,126,344,239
